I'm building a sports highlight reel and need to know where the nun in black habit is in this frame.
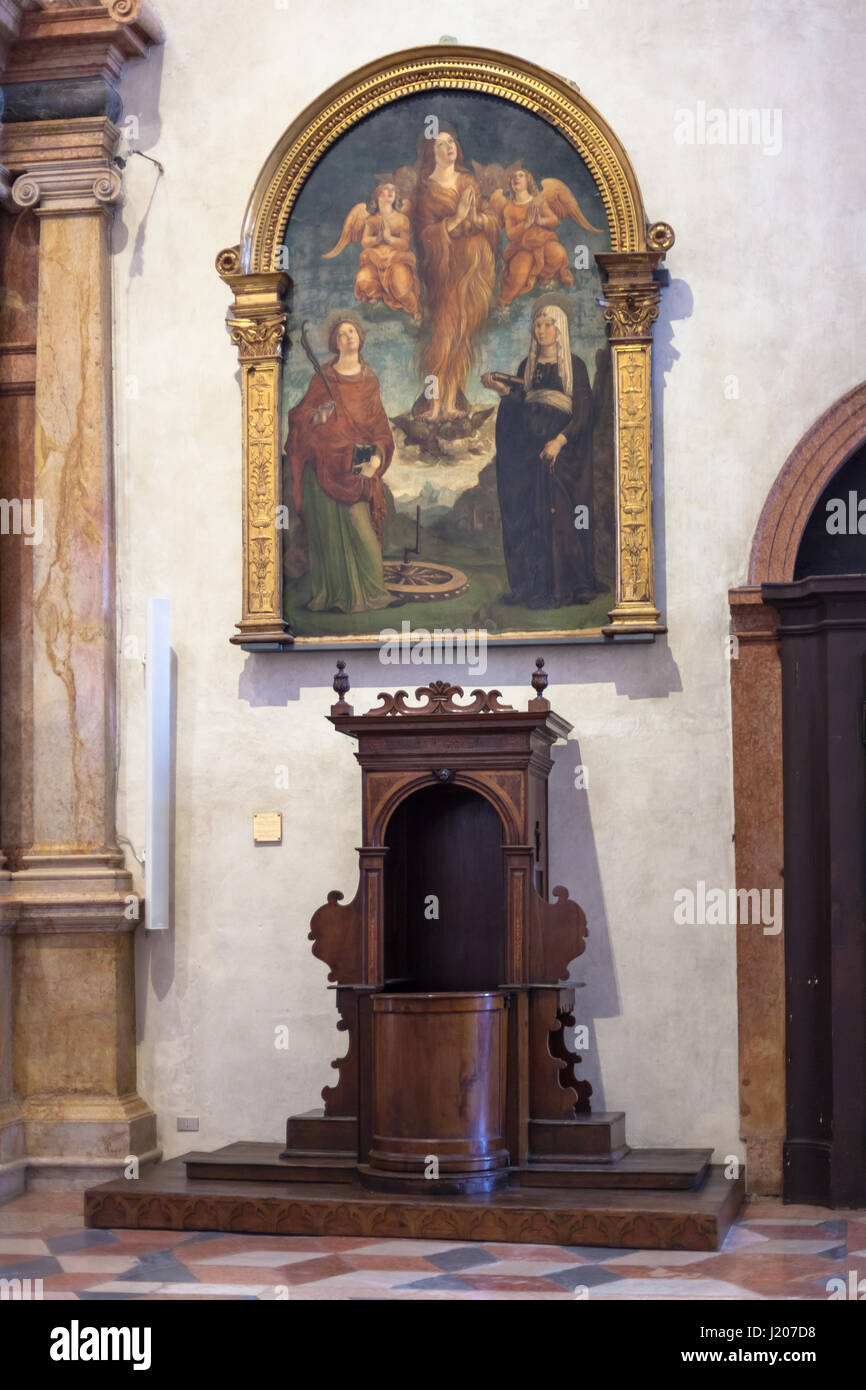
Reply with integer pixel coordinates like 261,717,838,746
483,295,596,608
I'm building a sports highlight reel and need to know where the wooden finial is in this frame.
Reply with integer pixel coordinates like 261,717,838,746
529,656,550,712
330,659,353,716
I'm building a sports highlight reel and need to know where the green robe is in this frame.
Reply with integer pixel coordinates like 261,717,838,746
302,467,393,613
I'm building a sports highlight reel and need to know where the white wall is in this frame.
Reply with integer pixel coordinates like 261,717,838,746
112,0,866,1161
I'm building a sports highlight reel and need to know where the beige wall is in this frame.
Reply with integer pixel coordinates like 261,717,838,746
111,0,866,1160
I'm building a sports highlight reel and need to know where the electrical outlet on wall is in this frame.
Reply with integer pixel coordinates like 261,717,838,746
177,1116,199,1132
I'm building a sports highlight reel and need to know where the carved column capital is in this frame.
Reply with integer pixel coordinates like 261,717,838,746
227,314,287,363
601,284,661,342
219,258,290,363
596,251,666,344
12,155,122,214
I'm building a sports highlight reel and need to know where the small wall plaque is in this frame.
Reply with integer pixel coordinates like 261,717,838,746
253,812,282,844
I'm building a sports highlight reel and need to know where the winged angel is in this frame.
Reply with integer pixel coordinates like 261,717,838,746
322,138,602,422
483,162,602,309
322,179,422,323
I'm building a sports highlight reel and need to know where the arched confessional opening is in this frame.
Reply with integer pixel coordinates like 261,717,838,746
384,783,506,992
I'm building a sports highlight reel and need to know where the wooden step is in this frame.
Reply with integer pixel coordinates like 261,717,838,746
285,1108,357,1154
184,1143,356,1184
529,1112,627,1160
515,1148,713,1191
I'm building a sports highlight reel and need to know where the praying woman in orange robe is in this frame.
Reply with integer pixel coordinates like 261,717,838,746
412,130,500,421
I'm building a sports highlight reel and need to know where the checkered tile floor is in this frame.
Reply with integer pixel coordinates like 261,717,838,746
1,1192,863,1299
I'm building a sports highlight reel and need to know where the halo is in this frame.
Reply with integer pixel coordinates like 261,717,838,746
531,291,574,322
320,308,366,351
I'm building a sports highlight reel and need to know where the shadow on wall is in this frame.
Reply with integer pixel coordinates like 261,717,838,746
236,636,684,710
652,274,694,632
110,42,166,268
548,732,614,1111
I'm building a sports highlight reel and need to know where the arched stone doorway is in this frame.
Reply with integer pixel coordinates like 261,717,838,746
730,381,866,1200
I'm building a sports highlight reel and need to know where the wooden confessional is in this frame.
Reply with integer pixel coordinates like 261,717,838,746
86,658,742,1247
273,658,706,1194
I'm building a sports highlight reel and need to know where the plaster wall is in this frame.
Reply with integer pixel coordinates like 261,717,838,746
110,0,866,1160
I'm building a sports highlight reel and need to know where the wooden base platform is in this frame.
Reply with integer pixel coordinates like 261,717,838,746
183,1141,712,1191
84,1148,743,1251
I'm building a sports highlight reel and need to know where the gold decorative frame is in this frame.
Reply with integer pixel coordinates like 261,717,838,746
217,45,673,649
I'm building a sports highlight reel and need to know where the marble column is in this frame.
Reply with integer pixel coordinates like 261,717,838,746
0,0,41,1207
0,115,157,1187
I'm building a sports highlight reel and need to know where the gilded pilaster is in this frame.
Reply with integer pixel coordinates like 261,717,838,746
218,250,292,648
597,230,673,634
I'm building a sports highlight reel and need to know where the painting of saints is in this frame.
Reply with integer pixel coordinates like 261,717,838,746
322,181,422,322
412,129,500,421
482,296,596,607
286,316,395,613
489,167,601,309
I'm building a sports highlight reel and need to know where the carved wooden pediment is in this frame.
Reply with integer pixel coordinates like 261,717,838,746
367,683,514,717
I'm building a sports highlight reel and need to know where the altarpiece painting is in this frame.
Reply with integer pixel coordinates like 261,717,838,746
217,47,673,649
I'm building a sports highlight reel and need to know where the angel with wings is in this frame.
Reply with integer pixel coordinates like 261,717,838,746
322,180,422,323
487,166,602,309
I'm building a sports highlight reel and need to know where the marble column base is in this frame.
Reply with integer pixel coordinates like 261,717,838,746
0,1099,26,1203
14,850,136,895
1,862,158,1199
0,887,26,1203
20,1093,159,1191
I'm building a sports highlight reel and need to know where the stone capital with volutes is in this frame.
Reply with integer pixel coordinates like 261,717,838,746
11,152,122,215
6,112,124,215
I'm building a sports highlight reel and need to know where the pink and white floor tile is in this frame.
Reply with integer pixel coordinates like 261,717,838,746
0,1191,858,1301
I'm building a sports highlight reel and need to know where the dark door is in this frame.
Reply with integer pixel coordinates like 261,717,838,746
765,575,866,1205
